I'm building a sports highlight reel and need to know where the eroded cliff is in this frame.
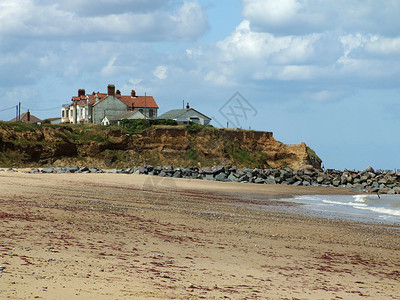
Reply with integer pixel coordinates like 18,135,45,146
0,123,321,170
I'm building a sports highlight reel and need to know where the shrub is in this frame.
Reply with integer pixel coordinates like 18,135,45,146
119,119,178,133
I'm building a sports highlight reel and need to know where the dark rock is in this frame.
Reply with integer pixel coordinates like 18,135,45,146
134,166,146,174
173,170,182,178
125,168,134,174
215,173,227,181
41,168,54,173
204,174,215,181
365,166,374,173
317,175,325,184
285,177,295,185
158,170,167,177
80,166,89,173
212,165,225,175
265,176,276,185
228,173,239,182
229,166,238,173
255,177,265,184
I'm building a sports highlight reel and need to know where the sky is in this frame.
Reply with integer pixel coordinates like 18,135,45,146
0,0,399,171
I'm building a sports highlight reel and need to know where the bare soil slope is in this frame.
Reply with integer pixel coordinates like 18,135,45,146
0,123,321,170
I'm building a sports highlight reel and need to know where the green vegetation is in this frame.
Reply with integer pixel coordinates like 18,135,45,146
307,146,322,165
0,121,38,132
185,148,198,161
119,119,178,133
185,122,213,133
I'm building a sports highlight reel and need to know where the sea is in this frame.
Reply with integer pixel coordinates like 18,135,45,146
274,194,400,226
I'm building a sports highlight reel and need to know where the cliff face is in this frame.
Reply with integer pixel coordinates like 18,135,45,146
0,124,321,170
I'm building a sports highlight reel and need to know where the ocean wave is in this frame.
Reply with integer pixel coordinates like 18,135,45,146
357,206,400,217
322,200,368,207
353,195,370,203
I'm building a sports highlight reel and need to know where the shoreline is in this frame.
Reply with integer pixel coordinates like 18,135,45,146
1,172,399,299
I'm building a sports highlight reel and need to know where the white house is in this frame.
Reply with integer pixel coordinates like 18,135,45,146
101,110,146,126
157,103,211,125
61,84,159,124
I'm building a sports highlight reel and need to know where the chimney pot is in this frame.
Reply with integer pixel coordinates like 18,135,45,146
131,90,136,97
78,89,85,97
107,84,115,96
186,102,190,109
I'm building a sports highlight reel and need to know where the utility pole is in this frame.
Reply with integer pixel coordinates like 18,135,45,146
144,92,147,118
182,100,184,109
16,105,18,122
18,102,21,121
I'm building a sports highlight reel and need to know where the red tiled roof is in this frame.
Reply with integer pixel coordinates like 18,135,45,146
70,93,108,107
68,92,158,109
119,95,159,109
69,88,158,108
9,112,41,123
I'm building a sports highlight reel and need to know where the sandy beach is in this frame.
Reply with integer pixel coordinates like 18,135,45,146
0,172,399,299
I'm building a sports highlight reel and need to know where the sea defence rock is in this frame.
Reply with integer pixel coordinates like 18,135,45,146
23,165,400,194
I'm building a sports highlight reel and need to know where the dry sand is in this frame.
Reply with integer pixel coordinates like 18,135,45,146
0,172,399,299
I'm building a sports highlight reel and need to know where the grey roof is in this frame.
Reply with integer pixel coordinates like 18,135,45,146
157,108,211,120
103,111,141,121
156,109,188,120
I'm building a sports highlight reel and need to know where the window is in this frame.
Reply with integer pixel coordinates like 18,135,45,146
62,111,64,117
149,109,154,118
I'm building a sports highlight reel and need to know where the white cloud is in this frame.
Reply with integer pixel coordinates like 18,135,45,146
101,55,119,76
242,0,400,36
243,0,302,26
217,20,318,64
0,0,208,41
365,36,400,56
153,65,168,80
277,65,314,80
39,0,170,16
204,71,232,87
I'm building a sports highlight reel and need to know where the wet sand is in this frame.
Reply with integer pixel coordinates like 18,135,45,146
0,172,399,299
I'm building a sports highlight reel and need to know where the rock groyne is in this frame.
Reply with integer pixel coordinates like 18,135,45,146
4,165,399,194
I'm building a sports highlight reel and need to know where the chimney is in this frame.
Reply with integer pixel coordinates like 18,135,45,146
116,89,121,95
27,110,31,122
131,90,136,97
186,102,190,109
107,84,115,96
78,89,85,97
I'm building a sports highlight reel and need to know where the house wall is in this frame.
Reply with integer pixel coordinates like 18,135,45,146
127,111,146,120
92,96,127,124
50,118,62,125
178,110,211,125
137,108,157,118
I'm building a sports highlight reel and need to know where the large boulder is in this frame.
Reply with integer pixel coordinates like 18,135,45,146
365,166,375,173
215,173,227,181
